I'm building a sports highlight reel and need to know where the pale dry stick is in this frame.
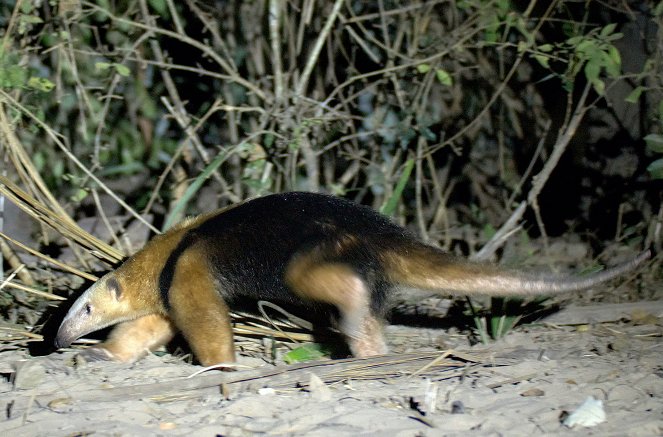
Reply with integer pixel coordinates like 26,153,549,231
165,0,184,34
90,189,124,252
294,0,344,99
1,105,95,270
269,0,285,105
0,326,43,340
0,230,98,281
298,135,320,192
295,0,316,57
408,350,455,379
257,301,310,349
0,263,23,289
507,119,552,206
527,82,592,248
472,206,526,262
0,90,159,234
0,239,34,285
0,175,122,263
339,17,382,64
0,105,74,229
2,281,66,301
82,2,266,101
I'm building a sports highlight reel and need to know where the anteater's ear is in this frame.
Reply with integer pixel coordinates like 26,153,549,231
107,277,123,301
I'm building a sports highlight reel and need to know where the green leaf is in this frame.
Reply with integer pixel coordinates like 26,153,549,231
148,0,168,16
0,64,26,89
435,68,453,86
655,1,663,17
646,158,663,179
497,0,510,15
600,23,617,37
604,32,623,42
625,86,645,103
533,53,550,68
538,44,553,52
70,188,89,203
416,64,431,74
591,78,605,95
21,15,43,24
114,63,131,77
644,134,663,153
283,344,332,364
27,77,55,92
517,41,527,53
95,62,112,72
605,45,621,77
566,36,583,46
163,152,228,230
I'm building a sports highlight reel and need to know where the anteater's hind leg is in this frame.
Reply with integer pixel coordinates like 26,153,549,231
168,246,236,367
286,258,388,357
80,314,175,363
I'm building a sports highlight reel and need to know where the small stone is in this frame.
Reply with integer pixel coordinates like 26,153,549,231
562,396,606,428
159,422,177,430
520,388,545,397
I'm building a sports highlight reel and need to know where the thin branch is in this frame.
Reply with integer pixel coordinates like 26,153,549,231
269,0,285,105
294,0,344,98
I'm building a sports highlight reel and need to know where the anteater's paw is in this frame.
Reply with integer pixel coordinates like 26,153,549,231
77,346,116,363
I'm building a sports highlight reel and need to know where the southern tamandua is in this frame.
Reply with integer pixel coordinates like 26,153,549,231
54,192,650,366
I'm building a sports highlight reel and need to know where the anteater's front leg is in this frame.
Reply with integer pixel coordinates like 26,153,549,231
79,314,175,363
168,247,236,367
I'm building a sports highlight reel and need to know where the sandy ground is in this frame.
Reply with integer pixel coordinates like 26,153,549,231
1,307,662,437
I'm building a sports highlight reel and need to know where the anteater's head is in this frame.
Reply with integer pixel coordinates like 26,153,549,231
54,272,139,349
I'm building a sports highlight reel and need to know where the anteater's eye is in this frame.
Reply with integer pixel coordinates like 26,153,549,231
85,304,92,315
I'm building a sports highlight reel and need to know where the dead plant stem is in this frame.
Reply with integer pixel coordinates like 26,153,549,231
527,82,591,248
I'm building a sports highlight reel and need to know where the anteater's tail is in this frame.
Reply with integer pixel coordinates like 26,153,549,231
382,245,650,297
